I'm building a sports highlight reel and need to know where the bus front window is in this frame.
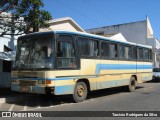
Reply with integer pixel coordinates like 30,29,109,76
13,37,54,70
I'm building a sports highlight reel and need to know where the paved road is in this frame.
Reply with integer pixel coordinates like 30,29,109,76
0,81,160,120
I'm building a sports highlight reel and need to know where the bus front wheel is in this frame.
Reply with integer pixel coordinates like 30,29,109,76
128,76,136,92
73,82,88,103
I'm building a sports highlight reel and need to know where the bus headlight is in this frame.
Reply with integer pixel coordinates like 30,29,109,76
38,80,45,84
12,79,18,84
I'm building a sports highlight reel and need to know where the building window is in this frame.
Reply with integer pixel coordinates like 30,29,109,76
3,60,11,72
3,45,12,72
4,45,12,52
96,32,104,36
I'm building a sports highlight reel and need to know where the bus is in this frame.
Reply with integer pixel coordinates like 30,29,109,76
11,30,153,102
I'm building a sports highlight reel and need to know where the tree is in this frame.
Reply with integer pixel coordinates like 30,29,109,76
0,13,25,36
0,0,52,36
0,0,18,14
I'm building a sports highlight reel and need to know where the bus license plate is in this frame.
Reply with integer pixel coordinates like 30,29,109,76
20,86,29,92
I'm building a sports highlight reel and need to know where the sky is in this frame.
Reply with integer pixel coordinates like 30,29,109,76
43,0,160,38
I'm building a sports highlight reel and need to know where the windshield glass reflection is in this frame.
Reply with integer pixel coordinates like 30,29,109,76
13,37,54,70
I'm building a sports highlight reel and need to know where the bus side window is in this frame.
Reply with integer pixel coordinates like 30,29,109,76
149,50,152,61
77,37,99,57
132,46,137,60
138,48,143,61
109,43,118,58
101,41,109,58
144,49,152,61
56,36,77,68
119,45,125,59
57,42,63,57
125,46,131,59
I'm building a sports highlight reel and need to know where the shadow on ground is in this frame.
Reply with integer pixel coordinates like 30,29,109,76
0,85,145,110
146,80,160,83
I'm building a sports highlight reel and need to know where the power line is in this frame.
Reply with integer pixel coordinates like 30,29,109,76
86,0,112,24
56,0,102,26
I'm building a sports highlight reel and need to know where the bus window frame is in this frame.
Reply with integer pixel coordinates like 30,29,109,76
55,34,79,70
100,40,110,60
137,47,144,62
118,43,132,61
143,48,152,62
76,36,100,59
131,46,137,61
108,42,119,60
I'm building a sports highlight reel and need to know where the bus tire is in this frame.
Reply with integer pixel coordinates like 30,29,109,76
128,76,136,92
73,82,88,103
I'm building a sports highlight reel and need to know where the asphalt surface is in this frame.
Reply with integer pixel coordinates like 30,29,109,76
0,81,160,120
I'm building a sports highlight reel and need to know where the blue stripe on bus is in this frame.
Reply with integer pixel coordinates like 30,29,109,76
96,64,152,74
12,76,97,81
11,77,73,81
97,79,129,89
54,85,74,95
11,77,46,80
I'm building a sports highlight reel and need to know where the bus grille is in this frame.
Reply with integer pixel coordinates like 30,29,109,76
19,80,36,86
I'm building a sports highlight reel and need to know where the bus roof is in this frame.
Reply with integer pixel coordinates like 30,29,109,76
53,30,152,49
18,30,152,49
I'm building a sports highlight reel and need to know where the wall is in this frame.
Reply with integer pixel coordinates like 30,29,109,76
86,21,148,45
0,59,11,88
49,22,78,32
40,20,83,32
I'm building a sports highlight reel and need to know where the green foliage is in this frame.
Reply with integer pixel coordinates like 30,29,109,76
0,0,18,13
0,0,52,34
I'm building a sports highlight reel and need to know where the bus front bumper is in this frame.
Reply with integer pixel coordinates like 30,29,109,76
11,84,54,94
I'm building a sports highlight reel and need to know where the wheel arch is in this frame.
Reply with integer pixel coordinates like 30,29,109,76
131,75,137,82
76,78,90,92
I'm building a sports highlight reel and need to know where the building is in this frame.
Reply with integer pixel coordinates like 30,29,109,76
40,17,85,32
86,16,160,67
0,12,23,88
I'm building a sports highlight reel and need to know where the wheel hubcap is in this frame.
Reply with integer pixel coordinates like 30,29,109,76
77,85,85,97
131,80,135,86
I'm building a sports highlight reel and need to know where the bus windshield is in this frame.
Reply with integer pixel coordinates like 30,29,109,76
13,36,54,70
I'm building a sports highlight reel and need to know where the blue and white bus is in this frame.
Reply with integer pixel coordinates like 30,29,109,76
11,30,153,102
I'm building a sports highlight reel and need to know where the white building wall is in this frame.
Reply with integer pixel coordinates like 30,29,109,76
86,21,148,45
0,37,9,52
0,36,16,52
49,22,79,32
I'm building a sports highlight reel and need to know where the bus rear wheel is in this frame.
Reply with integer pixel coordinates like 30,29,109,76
128,76,136,92
73,82,88,103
